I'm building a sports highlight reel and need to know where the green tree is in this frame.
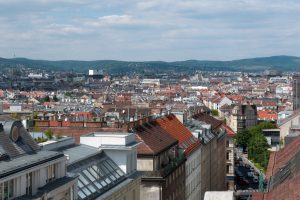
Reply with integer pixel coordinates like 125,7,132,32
33,112,38,119
53,95,59,102
248,132,270,169
44,129,54,140
211,109,219,116
235,129,251,151
247,122,274,169
64,92,71,97
44,95,50,102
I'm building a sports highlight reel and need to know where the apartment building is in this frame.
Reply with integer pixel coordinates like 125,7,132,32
0,117,76,200
155,114,201,200
134,120,186,200
188,113,227,200
227,105,257,133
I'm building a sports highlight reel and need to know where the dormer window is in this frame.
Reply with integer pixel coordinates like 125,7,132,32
11,126,19,142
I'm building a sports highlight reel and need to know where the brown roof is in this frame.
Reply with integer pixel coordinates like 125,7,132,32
266,136,300,179
156,114,200,156
253,136,300,200
252,171,300,200
135,120,178,156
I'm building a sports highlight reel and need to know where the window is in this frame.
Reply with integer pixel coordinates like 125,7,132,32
47,164,55,183
1,180,14,200
26,173,32,196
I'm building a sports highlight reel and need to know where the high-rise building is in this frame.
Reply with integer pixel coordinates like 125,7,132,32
293,74,300,110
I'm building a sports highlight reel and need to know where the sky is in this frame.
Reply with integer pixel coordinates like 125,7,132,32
0,0,300,61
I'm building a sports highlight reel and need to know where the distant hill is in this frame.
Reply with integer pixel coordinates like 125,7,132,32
1,55,300,74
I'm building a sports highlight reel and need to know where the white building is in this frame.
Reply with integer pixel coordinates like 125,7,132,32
0,119,76,200
28,73,43,79
41,134,142,200
80,132,139,175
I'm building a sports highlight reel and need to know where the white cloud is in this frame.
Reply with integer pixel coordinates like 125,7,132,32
1,0,300,60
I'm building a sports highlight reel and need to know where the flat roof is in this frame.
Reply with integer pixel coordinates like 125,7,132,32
81,132,130,137
62,144,99,164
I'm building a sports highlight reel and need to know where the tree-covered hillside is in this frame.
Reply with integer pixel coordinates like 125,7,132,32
1,55,300,73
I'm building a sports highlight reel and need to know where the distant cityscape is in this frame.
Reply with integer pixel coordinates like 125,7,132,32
0,63,299,200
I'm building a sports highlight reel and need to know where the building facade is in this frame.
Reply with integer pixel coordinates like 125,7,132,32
0,118,77,200
293,74,300,110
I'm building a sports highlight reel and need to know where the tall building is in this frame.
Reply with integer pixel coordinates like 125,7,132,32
227,105,257,133
293,74,300,110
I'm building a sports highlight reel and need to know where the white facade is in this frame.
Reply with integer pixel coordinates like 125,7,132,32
186,147,202,200
80,132,139,175
88,69,103,76
0,154,75,200
9,105,22,112
213,97,232,110
28,73,43,79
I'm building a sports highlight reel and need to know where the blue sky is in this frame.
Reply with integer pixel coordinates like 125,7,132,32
0,0,300,61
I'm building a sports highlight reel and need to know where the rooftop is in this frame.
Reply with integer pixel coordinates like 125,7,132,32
0,151,64,178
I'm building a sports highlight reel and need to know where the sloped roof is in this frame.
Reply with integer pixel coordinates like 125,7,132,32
252,171,300,200
222,124,235,137
155,114,200,156
135,120,178,156
253,136,300,199
266,136,300,179
258,110,278,121
278,109,300,126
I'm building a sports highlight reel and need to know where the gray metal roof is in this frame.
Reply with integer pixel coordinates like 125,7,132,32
62,144,99,165
0,151,64,178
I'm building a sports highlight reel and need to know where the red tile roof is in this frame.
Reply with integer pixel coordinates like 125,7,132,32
222,124,235,137
135,120,178,156
257,110,278,121
155,114,200,156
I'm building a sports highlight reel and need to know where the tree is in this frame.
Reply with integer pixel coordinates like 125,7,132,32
44,95,50,102
248,131,270,169
53,95,59,102
44,129,54,140
235,129,251,151
211,109,219,116
33,112,38,119
64,92,72,97
247,122,274,169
